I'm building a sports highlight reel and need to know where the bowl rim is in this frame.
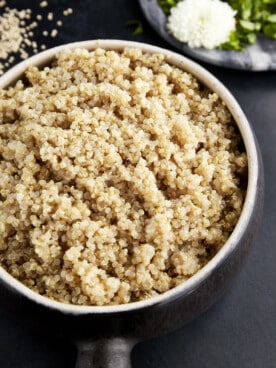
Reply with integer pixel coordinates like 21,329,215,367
0,39,259,314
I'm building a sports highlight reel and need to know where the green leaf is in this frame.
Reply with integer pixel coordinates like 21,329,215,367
239,19,260,30
263,23,276,37
247,32,257,43
158,0,180,14
267,13,276,22
126,20,143,36
261,10,271,21
220,30,244,51
263,0,276,4
240,0,253,20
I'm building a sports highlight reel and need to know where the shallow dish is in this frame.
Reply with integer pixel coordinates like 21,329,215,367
139,0,276,71
0,39,264,367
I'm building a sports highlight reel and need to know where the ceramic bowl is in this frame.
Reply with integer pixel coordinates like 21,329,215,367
0,40,264,368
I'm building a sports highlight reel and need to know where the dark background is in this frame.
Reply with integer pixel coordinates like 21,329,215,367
0,1,275,367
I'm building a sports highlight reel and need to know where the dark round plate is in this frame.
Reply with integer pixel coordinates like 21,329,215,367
139,0,276,71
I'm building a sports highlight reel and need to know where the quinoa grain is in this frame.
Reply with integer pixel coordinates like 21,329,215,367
39,1,48,8
0,48,247,306
50,29,58,38
47,12,54,21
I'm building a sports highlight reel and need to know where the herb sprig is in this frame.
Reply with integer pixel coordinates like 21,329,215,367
126,20,143,36
222,0,276,50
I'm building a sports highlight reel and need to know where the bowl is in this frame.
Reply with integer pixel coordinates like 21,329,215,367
0,40,264,368
138,0,276,71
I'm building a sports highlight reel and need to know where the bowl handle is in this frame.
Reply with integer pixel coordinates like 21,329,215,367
75,337,136,368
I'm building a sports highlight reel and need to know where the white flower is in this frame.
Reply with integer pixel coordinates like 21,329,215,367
167,0,236,49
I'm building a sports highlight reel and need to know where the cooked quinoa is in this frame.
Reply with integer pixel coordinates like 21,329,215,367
0,47,247,306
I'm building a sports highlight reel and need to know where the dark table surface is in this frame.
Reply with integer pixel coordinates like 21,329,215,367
0,1,275,367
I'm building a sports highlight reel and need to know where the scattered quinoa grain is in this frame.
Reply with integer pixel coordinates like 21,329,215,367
30,21,38,29
25,39,32,47
39,1,48,8
47,12,54,21
0,48,247,306
0,3,74,74
50,29,58,38
63,8,73,16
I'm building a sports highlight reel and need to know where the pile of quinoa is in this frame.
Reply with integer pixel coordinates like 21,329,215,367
0,47,247,306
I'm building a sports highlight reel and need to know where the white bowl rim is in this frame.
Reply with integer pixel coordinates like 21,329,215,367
0,39,259,314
